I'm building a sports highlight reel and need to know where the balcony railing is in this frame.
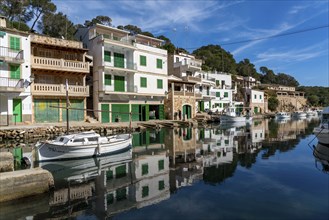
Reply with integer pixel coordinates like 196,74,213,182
31,56,89,73
0,46,24,63
0,77,24,92
182,76,202,83
105,61,137,71
32,83,89,97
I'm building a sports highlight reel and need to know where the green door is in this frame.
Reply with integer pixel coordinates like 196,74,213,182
131,104,140,121
159,105,164,120
199,101,204,112
114,53,124,68
101,104,110,123
140,105,149,121
13,99,22,123
34,99,59,122
114,75,125,92
183,105,191,119
111,104,129,122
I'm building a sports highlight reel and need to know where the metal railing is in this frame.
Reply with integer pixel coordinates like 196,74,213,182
0,46,24,61
0,77,24,89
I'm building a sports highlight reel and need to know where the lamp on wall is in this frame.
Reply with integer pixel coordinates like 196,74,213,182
24,74,35,88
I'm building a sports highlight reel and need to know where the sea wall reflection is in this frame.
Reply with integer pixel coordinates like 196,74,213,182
0,117,321,219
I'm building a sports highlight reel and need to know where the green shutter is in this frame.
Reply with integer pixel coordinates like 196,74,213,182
157,79,163,89
224,92,228,97
142,186,149,198
216,80,220,86
158,160,164,171
115,164,127,178
157,58,162,69
159,105,164,120
114,75,125,92
10,65,20,79
140,55,146,66
101,104,110,123
216,92,220,97
140,77,147,88
142,164,148,175
116,188,127,201
104,74,111,85
104,51,111,62
111,104,129,122
107,193,114,204
10,36,20,50
159,180,165,190
114,53,124,68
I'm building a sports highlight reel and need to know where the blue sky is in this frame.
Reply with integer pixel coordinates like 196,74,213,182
53,0,329,87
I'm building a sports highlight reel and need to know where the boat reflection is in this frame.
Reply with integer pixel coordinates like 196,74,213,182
313,143,329,174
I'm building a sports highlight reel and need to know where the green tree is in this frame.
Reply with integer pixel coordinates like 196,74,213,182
157,35,176,54
38,12,76,40
236,58,259,80
141,31,154,37
0,0,31,22
83,15,112,27
260,67,276,84
308,95,319,106
28,0,56,31
118,24,142,35
276,73,299,87
268,96,279,111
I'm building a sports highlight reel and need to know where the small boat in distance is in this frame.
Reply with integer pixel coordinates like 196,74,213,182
275,112,291,120
313,106,329,145
37,131,132,161
292,111,307,119
220,106,252,123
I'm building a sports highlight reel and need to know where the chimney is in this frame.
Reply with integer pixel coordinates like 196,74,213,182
0,16,6,28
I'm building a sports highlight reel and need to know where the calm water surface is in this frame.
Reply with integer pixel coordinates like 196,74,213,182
0,117,328,220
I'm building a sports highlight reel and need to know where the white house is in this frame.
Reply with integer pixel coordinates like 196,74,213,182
76,25,168,122
0,17,32,125
245,89,265,114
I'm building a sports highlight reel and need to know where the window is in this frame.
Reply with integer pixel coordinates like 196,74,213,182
10,65,20,79
140,77,147,88
158,160,164,171
142,163,148,175
216,92,220,97
158,180,165,190
105,74,111,85
224,92,228,97
260,95,262,99
116,164,127,178
157,79,163,89
254,94,257,99
157,58,163,69
104,50,111,62
140,55,147,66
142,186,149,198
10,36,20,50
216,80,220,86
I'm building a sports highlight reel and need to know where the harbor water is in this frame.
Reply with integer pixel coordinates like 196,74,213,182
0,117,328,220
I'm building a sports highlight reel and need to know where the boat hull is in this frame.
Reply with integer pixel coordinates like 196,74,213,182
313,127,329,145
37,135,132,161
220,115,247,123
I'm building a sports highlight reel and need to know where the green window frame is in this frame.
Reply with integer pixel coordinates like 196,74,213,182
104,50,111,62
104,74,111,85
216,80,220,86
157,79,163,89
10,36,20,50
156,58,163,69
140,77,147,88
142,163,148,175
254,94,257,99
142,185,149,198
216,92,220,97
10,65,20,79
224,92,228,97
260,95,262,99
158,180,165,190
140,55,147,66
158,159,164,171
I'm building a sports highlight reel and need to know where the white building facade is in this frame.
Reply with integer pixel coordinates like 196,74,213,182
76,25,167,122
0,17,32,125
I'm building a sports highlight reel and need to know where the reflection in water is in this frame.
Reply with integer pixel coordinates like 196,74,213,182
0,117,324,219
313,143,329,174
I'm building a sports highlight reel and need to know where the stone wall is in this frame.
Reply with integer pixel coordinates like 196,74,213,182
0,152,14,172
0,168,54,202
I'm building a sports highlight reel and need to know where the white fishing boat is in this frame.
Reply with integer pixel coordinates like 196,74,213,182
220,106,252,123
275,112,291,120
313,106,329,145
37,131,132,161
292,111,307,119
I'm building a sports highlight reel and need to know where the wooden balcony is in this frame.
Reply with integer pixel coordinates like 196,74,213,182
31,83,89,97
31,56,89,73
0,77,24,92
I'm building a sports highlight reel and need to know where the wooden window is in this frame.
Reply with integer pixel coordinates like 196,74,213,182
10,36,20,50
104,51,111,62
104,74,111,85
140,55,147,66
157,79,163,89
140,77,147,88
157,58,163,69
